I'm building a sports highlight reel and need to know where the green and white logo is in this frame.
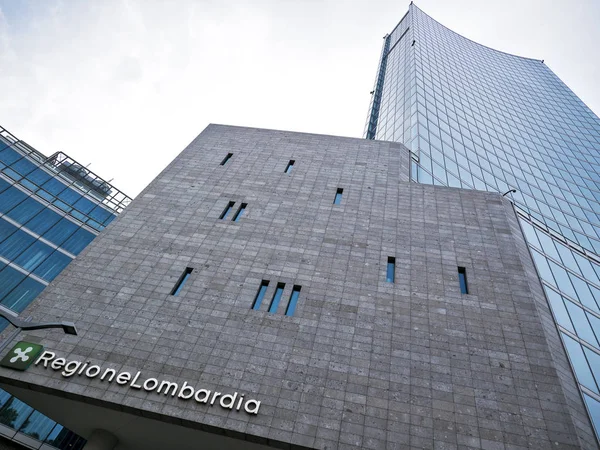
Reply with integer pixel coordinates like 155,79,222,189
0,341,44,371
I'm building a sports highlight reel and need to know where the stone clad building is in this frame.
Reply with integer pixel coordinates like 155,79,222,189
0,125,595,449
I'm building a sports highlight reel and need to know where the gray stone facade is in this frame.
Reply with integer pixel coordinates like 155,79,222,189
0,124,596,449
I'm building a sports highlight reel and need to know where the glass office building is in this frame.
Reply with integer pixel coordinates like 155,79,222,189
0,125,130,449
365,2,600,439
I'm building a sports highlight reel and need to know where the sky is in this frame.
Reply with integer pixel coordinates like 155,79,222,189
0,0,598,198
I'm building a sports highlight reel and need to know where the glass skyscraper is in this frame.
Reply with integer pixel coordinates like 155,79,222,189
0,125,130,449
366,2,600,439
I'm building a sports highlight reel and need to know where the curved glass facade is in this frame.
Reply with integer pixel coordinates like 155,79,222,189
366,3,600,440
0,125,131,448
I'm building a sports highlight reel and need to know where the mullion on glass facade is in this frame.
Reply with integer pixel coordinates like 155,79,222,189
365,3,600,438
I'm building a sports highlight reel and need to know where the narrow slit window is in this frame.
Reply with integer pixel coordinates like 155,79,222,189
386,257,396,283
285,285,302,316
333,188,343,205
458,267,468,294
171,267,193,296
252,280,269,310
219,201,235,220
285,160,295,173
220,153,233,166
232,203,247,222
268,283,286,313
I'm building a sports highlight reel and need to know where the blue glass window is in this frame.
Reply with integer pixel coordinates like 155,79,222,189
14,240,54,271
5,196,45,224
40,178,67,196
569,274,600,313
333,188,343,205
268,283,285,313
0,185,28,213
584,394,600,436
33,250,73,281
220,153,233,166
18,410,56,441
10,157,37,178
564,299,599,346
545,287,575,333
88,206,113,226
386,257,396,283
285,285,302,316
562,333,598,393
584,347,600,384
43,217,78,247
0,396,33,430
24,167,52,187
0,228,36,260
52,198,71,213
24,208,61,235
531,250,555,284
104,214,116,226
72,196,95,214
0,389,11,409
0,177,10,194
219,201,235,220
458,267,468,294
45,424,87,450
171,267,193,296
61,228,96,255
232,203,247,222
0,217,18,242
0,147,21,166
57,187,82,206
548,259,576,298
1,276,45,313
285,160,295,173
252,280,269,310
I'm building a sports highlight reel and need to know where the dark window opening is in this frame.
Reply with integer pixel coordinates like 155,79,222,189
252,280,269,310
285,285,302,316
386,257,395,283
268,283,286,313
333,188,343,205
171,267,193,296
219,201,235,220
458,267,468,294
220,153,233,166
232,203,247,222
285,160,295,174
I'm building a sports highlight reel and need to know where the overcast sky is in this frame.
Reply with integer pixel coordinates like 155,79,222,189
0,0,598,197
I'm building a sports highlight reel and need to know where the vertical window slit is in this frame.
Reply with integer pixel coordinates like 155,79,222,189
268,283,286,313
333,188,343,205
219,201,235,220
285,285,302,316
458,267,468,294
252,280,269,310
171,267,193,296
285,160,295,173
386,257,396,283
232,203,247,222
220,153,233,166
